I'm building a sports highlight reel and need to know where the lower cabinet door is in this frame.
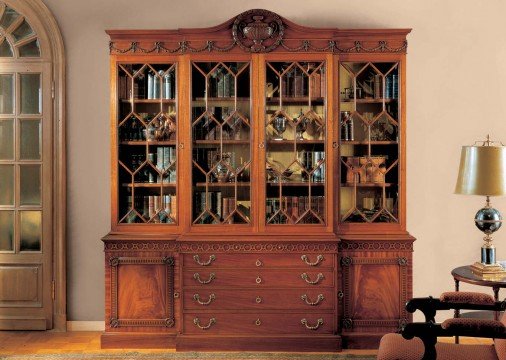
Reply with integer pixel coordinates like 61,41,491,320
184,312,334,335
105,254,177,331
339,251,411,334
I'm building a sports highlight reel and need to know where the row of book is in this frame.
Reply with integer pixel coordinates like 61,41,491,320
193,191,250,224
153,147,176,172
123,195,177,223
266,196,325,224
207,68,236,98
118,71,175,101
280,64,326,98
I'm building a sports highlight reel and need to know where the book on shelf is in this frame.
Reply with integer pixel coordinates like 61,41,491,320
266,196,325,224
194,192,244,224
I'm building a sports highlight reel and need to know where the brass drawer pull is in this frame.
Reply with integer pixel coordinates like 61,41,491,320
193,254,216,266
193,293,216,306
255,296,262,304
301,318,324,330
255,319,262,326
301,272,324,285
301,294,324,306
256,276,262,284
193,272,215,284
301,254,324,266
255,259,263,267
193,317,216,330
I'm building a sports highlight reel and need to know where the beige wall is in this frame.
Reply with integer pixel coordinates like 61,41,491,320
42,0,506,321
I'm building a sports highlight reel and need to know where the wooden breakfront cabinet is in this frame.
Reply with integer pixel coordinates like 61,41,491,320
102,9,414,351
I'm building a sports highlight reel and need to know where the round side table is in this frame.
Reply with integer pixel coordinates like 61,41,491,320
451,265,506,343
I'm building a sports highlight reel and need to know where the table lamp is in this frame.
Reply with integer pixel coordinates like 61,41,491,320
454,135,506,276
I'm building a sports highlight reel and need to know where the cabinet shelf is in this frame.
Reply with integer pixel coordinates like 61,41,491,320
341,182,394,188
121,98,176,104
193,97,250,102
120,140,177,146
193,140,250,145
122,183,176,188
195,182,251,187
340,140,398,145
340,98,397,104
266,97,324,104
267,139,325,145
267,181,325,187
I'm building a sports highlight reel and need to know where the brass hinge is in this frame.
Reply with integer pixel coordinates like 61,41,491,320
51,81,55,99
51,280,55,301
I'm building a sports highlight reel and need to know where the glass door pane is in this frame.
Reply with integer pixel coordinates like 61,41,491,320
0,70,45,253
20,73,41,114
339,62,400,223
264,61,326,225
191,62,252,225
116,63,178,224
0,74,14,113
0,119,14,159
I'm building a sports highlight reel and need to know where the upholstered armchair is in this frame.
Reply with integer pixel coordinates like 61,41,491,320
377,292,506,360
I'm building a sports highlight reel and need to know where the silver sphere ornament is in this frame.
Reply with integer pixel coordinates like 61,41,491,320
475,207,502,234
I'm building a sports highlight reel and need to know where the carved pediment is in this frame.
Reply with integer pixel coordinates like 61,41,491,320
107,9,410,54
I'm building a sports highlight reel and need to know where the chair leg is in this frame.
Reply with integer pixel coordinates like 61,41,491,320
421,336,437,360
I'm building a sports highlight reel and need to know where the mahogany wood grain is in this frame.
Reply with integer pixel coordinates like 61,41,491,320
183,288,334,310
182,312,334,335
183,269,334,288
176,335,342,352
182,253,332,268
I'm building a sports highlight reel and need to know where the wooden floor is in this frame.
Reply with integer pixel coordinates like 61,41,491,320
0,331,493,356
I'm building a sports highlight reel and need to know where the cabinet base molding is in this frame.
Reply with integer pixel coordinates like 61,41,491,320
341,333,383,349
176,335,342,352
100,333,177,349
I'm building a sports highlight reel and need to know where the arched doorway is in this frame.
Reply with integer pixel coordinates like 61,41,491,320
0,0,65,330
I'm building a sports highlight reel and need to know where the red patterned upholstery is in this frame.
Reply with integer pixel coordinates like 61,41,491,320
442,318,506,335
377,333,498,360
440,291,495,305
496,312,506,360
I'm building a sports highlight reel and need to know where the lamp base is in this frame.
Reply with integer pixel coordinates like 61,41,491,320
470,261,506,277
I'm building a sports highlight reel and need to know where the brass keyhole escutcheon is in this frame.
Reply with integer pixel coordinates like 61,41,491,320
255,319,262,326
256,276,262,284
256,259,262,267
256,296,262,303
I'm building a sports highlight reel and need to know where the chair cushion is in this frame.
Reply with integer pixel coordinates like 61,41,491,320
496,312,506,360
377,333,498,360
442,318,506,336
440,291,495,305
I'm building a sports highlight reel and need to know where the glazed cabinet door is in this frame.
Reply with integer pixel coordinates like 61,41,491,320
189,59,255,230
112,58,180,232
337,56,406,233
259,54,334,233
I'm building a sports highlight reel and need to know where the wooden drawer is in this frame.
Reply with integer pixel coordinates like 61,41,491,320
183,253,332,269
184,289,334,310
183,269,334,288
184,312,334,335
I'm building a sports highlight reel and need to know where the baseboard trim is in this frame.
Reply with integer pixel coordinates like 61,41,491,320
67,321,105,331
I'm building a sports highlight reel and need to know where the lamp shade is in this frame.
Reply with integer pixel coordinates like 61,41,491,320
455,145,506,196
